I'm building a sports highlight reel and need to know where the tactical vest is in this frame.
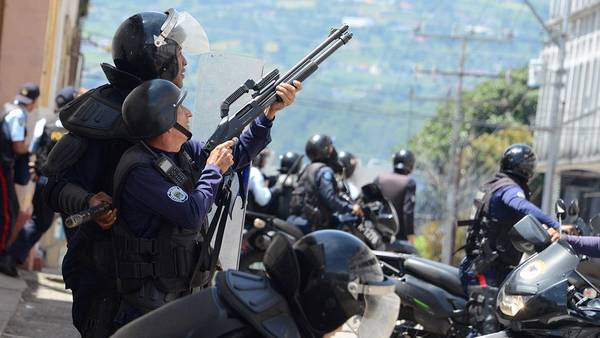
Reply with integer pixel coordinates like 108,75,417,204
112,143,207,309
272,174,298,220
289,163,328,228
465,173,529,268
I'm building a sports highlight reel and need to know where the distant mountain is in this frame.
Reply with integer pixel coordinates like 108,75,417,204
80,0,548,161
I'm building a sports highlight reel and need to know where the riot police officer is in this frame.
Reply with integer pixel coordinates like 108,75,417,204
288,135,362,232
375,149,416,243
269,151,303,220
458,144,559,334
41,9,300,337
113,76,297,325
0,83,40,255
112,230,400,338
0,87,74,277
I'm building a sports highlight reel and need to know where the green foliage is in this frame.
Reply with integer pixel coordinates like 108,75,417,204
409,68,538,258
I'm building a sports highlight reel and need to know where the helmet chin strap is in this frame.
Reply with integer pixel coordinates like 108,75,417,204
174,122,192,141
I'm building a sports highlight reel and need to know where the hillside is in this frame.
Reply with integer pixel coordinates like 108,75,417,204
80,0,548,161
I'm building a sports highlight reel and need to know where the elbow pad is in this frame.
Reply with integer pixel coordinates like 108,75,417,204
58,183,93,215
42,133,88,175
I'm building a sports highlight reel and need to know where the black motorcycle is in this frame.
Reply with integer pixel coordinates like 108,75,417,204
480,214,600,338
239,210,304,272
375,249,469,338
336,183,419,255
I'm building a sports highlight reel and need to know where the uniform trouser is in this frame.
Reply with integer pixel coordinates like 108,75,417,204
72,286,120,338
0,164,18,252
6,182,55,263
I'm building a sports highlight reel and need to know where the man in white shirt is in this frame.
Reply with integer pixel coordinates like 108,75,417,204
0,83,39,260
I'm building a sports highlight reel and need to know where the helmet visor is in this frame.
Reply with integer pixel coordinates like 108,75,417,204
155,9,210,55
344,277,400,338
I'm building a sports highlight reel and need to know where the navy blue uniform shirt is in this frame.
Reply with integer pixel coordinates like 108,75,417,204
489,184,559,229
121,115,273,237
315,166,353,214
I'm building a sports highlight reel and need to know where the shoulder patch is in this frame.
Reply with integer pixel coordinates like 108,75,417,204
167,186,189,203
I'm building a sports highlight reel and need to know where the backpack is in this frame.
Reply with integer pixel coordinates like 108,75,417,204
289,163,326,227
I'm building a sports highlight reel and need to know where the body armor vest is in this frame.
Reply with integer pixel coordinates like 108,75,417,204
112,143,206,310
466,173,529,269
289,163,329,228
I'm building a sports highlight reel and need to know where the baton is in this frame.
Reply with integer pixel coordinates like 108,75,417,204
64,202,112,228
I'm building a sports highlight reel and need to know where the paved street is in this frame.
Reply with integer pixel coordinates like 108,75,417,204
1,270,77,338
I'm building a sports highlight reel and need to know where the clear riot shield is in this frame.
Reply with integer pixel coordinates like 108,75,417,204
191,53,264,270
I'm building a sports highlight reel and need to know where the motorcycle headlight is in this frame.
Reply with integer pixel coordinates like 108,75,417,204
498,288,531,317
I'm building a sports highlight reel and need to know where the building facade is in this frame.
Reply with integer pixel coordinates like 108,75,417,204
0,0,86,268
534,0,600,220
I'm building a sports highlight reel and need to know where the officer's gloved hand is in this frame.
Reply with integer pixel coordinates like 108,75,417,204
89,192,117,230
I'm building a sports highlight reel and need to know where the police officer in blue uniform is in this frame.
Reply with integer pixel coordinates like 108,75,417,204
0,87,75,277
0,83,40,255
459,143,559,334
113,77,297,325
41,9,300,337
288,134,362,233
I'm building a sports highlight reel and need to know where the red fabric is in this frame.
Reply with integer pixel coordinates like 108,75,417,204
0,168,10,251
476,273,488,287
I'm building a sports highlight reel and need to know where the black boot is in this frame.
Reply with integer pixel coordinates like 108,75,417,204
0,253,18,277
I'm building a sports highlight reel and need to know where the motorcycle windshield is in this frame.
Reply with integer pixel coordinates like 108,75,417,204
503,240,579,296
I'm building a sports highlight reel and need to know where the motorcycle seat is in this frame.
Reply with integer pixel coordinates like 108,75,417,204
404,257,465,297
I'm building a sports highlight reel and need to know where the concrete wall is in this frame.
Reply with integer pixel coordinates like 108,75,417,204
0,0,50,106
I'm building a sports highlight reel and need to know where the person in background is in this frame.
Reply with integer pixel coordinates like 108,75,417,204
375,149,416,243
0,83,40,256
0,87,75,277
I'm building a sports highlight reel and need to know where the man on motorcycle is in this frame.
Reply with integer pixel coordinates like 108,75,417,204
112,230,400,338
459,143,560,334
375,149,416,243
287,134,363,233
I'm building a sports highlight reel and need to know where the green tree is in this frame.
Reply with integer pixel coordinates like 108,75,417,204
410,68,538,261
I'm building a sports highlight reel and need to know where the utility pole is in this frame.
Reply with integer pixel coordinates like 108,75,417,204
523,0,570,214
414,27,512,264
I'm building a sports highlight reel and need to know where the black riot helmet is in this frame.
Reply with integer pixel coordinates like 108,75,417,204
122,79,189,139
279,151,302,174
338,151,358,178
112,9,209,82
393,149,415,174
263,230,399,338
305,134,338,164
500,144,537,181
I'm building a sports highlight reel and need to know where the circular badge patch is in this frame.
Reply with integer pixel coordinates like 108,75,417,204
167,186,188,203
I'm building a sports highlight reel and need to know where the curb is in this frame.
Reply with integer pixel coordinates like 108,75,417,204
0,273,27,334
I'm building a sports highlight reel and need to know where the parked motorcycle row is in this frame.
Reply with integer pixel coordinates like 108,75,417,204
243,176,600,338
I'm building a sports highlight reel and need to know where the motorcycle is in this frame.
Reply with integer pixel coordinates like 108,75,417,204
481,214,600,337
375,249,469,338
336,183,419,255
239,210,304,272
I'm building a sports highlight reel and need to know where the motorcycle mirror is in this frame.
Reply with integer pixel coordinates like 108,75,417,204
555,199,566,220
589,214,600,236
509,215,551,254
568,200,580,217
